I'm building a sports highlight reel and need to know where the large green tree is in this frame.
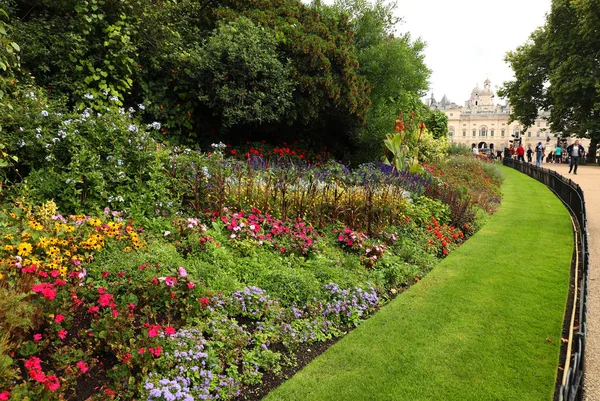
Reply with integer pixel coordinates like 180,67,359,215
325,0,431,162
500,0,600,161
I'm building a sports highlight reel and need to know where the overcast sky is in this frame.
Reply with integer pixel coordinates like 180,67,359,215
302,0,551,105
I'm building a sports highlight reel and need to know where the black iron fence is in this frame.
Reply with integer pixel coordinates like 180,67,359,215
503,158,589,401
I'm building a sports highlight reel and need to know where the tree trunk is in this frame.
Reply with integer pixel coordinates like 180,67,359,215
587,136,598,164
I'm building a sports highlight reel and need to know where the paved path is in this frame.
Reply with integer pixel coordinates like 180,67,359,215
542,162,600,400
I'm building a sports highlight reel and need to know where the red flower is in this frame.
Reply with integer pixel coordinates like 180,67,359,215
164,326,176,336
88,306,100,313
33,333,42,341
105,388,116,397
0,391,10,400
76,361,89,373
121,353,132,364
58,329,68,340
54,314,65,324
199,298,210,307
443,249,449,255
138,348,146,354
148,346,162,357
187,282,195,290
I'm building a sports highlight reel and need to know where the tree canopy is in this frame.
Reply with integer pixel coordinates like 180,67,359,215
499,0,600,156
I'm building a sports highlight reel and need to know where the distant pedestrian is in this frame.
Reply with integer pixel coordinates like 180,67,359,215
535,142,545,167
509,145,515,158
496,149,503,160
516,144,525,162
547,151,554,163
555,145,562,163
471,144,479,156
526,146,533,163
567,140,585,174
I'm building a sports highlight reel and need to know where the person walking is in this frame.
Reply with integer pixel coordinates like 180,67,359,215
535,142,544,167
567,140,585,174
526,146,533,163
555,145,562,164
516,143,525,162
471,144,479,156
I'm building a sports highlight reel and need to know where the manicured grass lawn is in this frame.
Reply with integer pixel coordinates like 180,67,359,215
265,167,573,401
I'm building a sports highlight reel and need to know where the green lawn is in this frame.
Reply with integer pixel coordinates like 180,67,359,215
265,167,573,401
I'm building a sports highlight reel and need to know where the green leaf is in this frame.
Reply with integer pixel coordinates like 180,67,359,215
10,42,19,52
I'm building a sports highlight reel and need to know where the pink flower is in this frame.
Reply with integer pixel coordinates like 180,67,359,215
76,361,89,373
128,303,136,310
200,298,210,307
112,309,119,317
32,283,57,300
0,391,10,400
88,306,100,313
178,266,187,277
54,314,65,324
50,270,60,278
58,329,68,340
187,282,195,290
33,333,42,342
164,276,177,287
164,326,176,336
147,325,161,338
137,348,146,355
44,376,60,391
98,293,114,307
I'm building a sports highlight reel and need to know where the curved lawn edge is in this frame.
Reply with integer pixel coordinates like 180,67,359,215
264,166,573,401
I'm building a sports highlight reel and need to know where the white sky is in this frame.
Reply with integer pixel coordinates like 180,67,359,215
302,0,551,105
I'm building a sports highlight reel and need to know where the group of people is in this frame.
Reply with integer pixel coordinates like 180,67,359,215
508,140,586,174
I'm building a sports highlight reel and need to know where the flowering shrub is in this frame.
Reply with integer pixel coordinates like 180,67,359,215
424,217,466,257
219,210,319,256
0,202,144,285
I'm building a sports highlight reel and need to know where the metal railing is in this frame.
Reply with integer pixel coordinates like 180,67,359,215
503,158,589,401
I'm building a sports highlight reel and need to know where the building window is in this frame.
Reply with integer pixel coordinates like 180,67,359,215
537,122,540,127
528,132,531,137
536,132,540,137
546,122,549,127
472,130,476,137
501,130,505,137
463,124,467,126
450,113,453,116
449,128,454,137
463,130,466,137
502,123,506,126
480,128,487,137
491,130,495,137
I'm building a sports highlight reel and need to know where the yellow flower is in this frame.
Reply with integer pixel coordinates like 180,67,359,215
88,218,102,227
4,245,14,251
37,237,51,249
0,272,3,279
4,234,13,240
9,212,16,219
17,242,33,257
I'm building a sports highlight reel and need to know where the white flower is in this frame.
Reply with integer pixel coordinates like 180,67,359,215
19,127,23,131
128,124,138,133
41,110,49,117
36,127,42,133
84,93,94,100
52,137,60,143
230,234,236,239
58,130,67,139
36,134,42,139
138,104,145,110
18,140,25,148
109,95,119,101
148,121,161,130
164,231,171,236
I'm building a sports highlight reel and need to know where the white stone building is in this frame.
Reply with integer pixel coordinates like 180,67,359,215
429,79,589,152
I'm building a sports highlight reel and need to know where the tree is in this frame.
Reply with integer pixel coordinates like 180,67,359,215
327,0,430,162
500,0,600,161
192,17,293,128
